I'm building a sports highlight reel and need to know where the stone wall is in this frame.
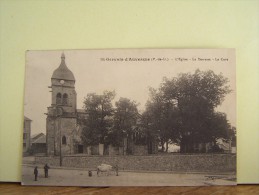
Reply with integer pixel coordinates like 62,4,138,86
35,154,236,172
133,145,148,156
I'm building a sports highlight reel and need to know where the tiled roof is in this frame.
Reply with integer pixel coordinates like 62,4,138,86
31,133,44,140
31,134,46,144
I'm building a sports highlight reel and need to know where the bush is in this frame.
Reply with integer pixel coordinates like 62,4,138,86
209,145,224,153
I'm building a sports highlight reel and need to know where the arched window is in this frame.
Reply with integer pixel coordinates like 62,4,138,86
56,93,62,104
63,93,68,105
62,136,67,145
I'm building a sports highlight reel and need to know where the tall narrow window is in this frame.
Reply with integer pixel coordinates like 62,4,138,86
63,93,68,105
56,93,62,104
62,136,67,145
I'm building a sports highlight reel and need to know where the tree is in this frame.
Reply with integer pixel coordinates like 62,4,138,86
142,88,180,152
141,69,231,153
109,97,139,154
160,69,232,152
81,91,115,146
229,126,236,147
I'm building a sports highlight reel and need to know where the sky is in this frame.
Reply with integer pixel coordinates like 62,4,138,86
24,49,236,135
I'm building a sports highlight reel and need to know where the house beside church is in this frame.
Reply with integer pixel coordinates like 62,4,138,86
31,133,47,154
23,116,32,153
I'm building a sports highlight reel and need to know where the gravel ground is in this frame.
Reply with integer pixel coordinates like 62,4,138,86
21,165,236,186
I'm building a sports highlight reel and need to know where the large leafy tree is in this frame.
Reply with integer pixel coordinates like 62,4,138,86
81,91,115,146
143,69,232,153
109,98,139,152
142,88,180,152
160,69,232,152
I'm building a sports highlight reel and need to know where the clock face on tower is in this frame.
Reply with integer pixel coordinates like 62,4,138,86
60,80,65,84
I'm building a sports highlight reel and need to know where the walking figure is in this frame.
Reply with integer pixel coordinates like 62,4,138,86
34,166,38,181
44,164,50,178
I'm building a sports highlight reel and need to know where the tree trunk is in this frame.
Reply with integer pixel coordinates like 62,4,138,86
165,141,169,152
161,140,165,152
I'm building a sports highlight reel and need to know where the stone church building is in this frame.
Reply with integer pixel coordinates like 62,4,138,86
46,53,80,156
46,53,157,156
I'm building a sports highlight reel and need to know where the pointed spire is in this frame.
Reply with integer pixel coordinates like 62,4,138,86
61,52,65,64
61,52,65,59
52,52,75,81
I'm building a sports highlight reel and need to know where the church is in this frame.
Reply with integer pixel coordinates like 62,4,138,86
46,53,80,156
46,53,158,156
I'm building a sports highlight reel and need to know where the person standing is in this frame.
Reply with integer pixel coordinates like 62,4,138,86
44,164,50,178
34,166,38,181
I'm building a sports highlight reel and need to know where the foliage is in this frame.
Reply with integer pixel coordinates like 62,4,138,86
228,126,236,147
81,69,233,154
108,97,139,147
81,92,140,148
141,88,180,152
143,69,232,152
81,91,115,146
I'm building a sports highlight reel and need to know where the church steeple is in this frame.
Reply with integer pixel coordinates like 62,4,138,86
61,52,66,65
46,53,78,157
50,53,77,113
61,52,65,59
51,53,75,81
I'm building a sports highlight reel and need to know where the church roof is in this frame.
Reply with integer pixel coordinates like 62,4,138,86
51,53,75,81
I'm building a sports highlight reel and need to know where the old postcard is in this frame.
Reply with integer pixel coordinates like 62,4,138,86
22,49,236,186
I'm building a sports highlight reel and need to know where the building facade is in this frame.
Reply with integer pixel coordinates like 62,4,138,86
31,133,47,154
23,116,32,153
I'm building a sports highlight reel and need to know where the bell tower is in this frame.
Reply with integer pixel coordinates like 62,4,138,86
46,53,77,156
50,53,77,113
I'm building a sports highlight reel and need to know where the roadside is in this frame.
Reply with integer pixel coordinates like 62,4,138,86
21,165,236,186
